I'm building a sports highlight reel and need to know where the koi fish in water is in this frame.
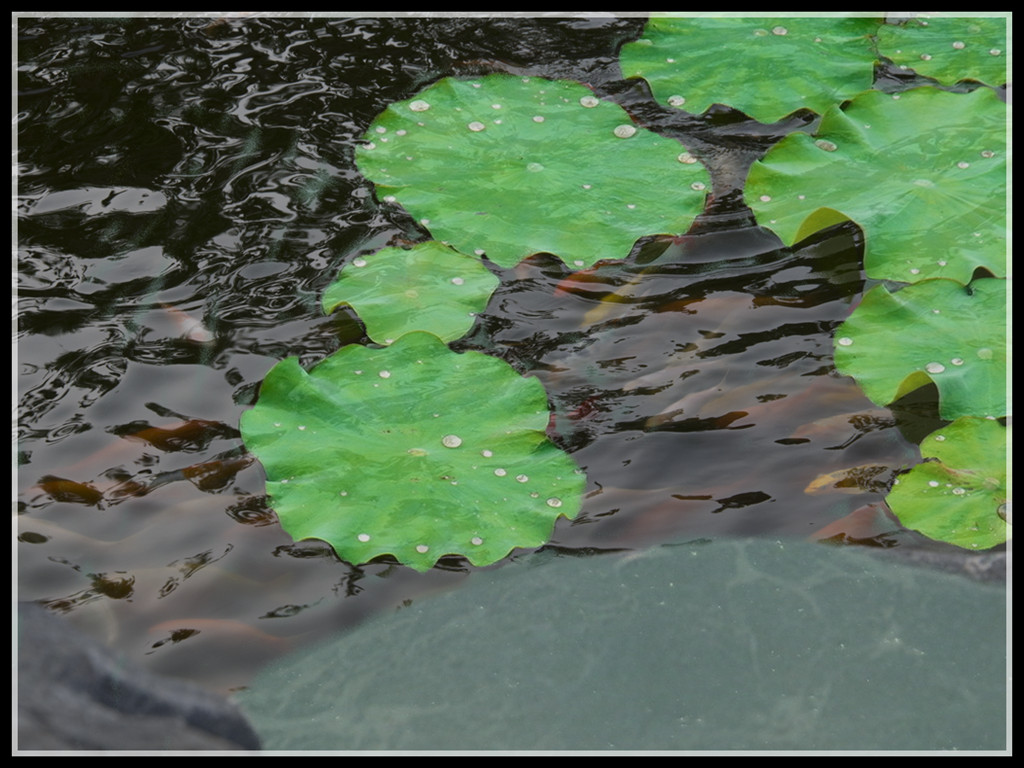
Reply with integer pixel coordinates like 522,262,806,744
158,303,214,344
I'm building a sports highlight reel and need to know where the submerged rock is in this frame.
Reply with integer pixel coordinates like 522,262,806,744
16,603,261,751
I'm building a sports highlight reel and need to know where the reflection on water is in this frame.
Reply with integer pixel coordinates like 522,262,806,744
17,16,935,693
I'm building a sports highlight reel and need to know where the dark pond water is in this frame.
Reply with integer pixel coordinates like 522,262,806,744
17,15,957,695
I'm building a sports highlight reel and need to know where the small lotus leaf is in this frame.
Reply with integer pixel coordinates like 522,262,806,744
833,278,1007,420
355,74,708,268
876,15,1007,87
240,332,584,572
322,241,499,344
887,417,1009,550
747,87,1007,283
619,16,879,123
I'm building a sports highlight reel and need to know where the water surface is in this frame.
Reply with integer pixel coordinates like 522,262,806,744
17,15,961,695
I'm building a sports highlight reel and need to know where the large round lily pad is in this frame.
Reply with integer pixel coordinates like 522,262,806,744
240,332,584,572
322,241,499,344
833,278,1007,420
619,15,879,123
747,87,1007,283
876,15,1008,87
355,74,708,268
888,417,1009,550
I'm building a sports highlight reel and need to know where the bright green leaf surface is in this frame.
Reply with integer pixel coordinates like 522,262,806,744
240,332,584,571
619,16,880,124
834,278,1007,420
888,417,1009,550
322,241,498,344
877,15,1008,86
747,87,1007,283
355,74,708,269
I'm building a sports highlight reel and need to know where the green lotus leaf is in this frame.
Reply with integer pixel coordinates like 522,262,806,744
355,74,708,269
876,15,1008,86
888,417,1009,550
322,241,499,344
747,87,1007,283
834,278,1007,420
619,16,880,124
240,332,584,572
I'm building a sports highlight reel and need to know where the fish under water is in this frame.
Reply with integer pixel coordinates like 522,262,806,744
462,219,921,550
